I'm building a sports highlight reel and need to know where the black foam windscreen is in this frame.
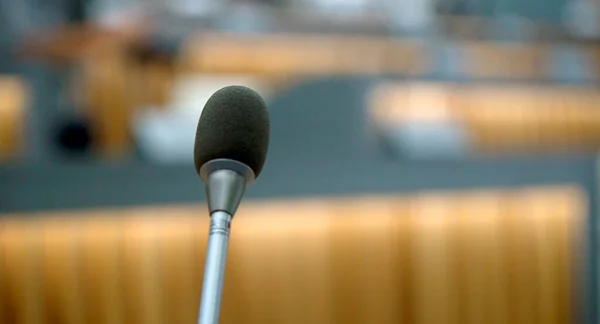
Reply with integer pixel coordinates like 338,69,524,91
194,85,270,178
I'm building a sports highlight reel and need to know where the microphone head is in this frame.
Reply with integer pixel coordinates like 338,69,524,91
194,85,270,178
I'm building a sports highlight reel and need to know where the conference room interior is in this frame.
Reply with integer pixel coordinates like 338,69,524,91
2,0,600,323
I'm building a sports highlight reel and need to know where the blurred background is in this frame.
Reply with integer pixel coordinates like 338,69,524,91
1,0,600,323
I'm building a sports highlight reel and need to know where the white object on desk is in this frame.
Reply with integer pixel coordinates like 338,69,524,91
133,75,271,164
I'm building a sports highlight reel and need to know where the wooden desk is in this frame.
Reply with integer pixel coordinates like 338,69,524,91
180,32,393,77
180,33,600,81
370,82,600,154
461,42,546,80
22,28,600,159
0,186,585,324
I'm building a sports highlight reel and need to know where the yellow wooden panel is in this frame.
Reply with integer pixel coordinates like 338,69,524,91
79,216,124,324
0,219,45,324
181,32,389,77
462,43,546,80
81,50,136,158
155,214,202,324
0,187,585,324
327,198,400,324
39,217,85,324
412,195,460,324
453,193,508,324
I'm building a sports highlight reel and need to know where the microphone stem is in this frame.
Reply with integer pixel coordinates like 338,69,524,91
198,211,232,324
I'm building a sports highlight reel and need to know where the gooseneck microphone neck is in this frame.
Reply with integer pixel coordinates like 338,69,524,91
194,85,270,324
197,159,254,324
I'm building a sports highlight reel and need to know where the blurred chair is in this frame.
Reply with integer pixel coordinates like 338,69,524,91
0,76,28,161
130,37,180,108
79,48,138,158
545,45,597,83
19,23,150,159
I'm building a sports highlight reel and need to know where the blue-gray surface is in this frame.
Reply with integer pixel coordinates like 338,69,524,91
0,155,596,213
0,77,597,214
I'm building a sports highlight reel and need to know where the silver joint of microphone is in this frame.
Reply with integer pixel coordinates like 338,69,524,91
199,159,255,216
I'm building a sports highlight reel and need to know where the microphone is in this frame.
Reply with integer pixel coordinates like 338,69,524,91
194,85,270,324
